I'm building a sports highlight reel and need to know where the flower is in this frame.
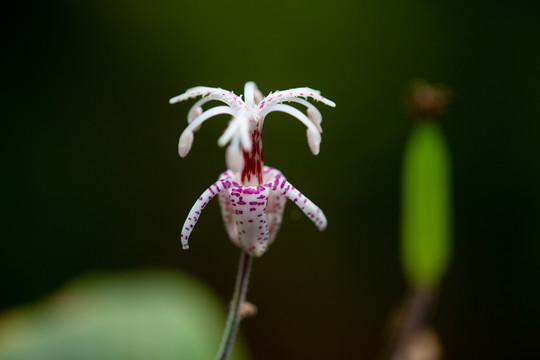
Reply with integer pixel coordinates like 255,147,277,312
170,82,335,256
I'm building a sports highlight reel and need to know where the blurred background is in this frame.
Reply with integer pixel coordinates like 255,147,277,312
2,0,539,359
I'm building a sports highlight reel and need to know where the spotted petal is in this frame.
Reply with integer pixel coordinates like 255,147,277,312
180,177,236,249
182,167,327,257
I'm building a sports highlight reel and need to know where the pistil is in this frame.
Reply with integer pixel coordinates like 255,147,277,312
241,124,264,186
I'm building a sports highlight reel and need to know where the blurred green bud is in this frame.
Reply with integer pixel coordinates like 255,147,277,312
401,123,452,289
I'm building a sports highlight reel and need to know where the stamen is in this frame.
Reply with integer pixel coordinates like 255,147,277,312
218,119,240,147
188,96,223,130
244,82,259,105
185,106,235,135
217,112,252,152
188,106,203,123
307,108,323,133
238,113,252,151
306,128,321,155
285,98,323,133
254,90,263,105
178,130,194,158
188,105,204,132
177,106,235,157
260,103,322,155
226,141,244,172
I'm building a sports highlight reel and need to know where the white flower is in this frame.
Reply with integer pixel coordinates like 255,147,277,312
170,82,335,177
170,82,335,256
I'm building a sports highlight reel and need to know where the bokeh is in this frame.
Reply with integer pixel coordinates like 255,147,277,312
2,0,539,359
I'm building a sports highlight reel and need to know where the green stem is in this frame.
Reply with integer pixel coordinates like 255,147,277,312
215,250,252,360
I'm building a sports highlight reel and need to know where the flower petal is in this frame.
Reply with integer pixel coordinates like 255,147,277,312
225,184,271,257
169,86,246,109
258,87,336,111
180,178,235,249
270,177,327,231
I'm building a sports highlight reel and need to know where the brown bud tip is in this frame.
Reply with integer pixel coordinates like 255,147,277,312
405,327,442,360
407,79,453,120
240,301,258,319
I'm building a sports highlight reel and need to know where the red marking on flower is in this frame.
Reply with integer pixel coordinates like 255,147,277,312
241,128,263,185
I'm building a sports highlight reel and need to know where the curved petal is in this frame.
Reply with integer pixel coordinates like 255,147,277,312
169,86,246,109
269,176,327,231
258,87,336,111
180,178,235,249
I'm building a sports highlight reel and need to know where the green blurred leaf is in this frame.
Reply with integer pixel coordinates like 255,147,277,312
401,123,452,289
0,270,251,360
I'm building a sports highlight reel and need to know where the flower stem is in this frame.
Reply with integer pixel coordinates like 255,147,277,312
215,250,253,360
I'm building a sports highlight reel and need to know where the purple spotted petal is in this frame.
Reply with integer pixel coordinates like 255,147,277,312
181,167,327,257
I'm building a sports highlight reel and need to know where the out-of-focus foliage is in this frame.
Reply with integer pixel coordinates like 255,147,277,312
0,271,250,360
401,123,451,289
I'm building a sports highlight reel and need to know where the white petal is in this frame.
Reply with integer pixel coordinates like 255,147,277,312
170,86,246,109
180,176,235,249
269,176,327,231
226,185,271,257
258,87,336,110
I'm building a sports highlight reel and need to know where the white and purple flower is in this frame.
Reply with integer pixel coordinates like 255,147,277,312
170,82,335,256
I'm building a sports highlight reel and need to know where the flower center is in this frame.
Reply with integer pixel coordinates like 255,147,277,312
241,123,264,186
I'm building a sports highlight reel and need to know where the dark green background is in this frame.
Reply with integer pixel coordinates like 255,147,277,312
3,1,539,359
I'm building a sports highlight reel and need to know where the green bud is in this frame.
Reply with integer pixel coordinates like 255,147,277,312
401,123,452,289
